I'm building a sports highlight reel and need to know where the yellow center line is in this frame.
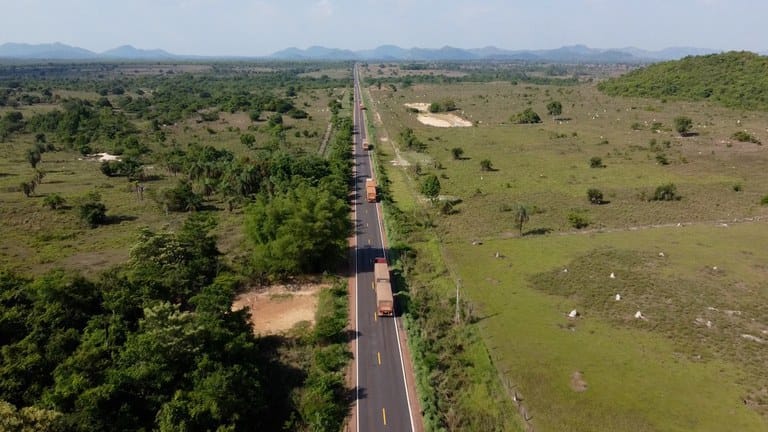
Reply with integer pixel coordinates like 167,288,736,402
382,408,387,425
377,352,381,365
374,312,377,321
372,281,375,290
368,238,371,245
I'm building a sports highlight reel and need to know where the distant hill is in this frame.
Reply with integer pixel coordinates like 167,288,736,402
0,41,726,63
598,51,768,111
0,42,96,59
101,45,176,59
268,44,720,63
0,42,180,60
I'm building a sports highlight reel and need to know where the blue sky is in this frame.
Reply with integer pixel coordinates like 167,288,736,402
1,0,766,55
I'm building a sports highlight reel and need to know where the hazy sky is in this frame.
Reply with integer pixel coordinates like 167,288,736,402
1,0,766,55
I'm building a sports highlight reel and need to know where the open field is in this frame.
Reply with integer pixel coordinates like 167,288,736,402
366,65,768,430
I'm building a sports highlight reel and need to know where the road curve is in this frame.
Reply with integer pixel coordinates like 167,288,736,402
352,65,415,432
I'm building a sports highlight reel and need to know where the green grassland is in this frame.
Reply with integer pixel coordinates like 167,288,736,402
366,64,768,430
0,66,350,275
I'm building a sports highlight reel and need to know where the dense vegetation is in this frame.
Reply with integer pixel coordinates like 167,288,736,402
598,51,768,111
0,62,354,431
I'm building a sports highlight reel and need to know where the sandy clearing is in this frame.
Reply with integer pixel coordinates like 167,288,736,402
232,283,328,335
404,102,473,127
417,114,473,128
84,152,121,162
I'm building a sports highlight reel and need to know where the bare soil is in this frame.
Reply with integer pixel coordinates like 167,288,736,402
232,283,328,335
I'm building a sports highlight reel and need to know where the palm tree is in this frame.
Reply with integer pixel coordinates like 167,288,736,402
513,204,530,236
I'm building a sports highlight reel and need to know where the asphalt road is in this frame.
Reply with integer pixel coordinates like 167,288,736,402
352,66,415,432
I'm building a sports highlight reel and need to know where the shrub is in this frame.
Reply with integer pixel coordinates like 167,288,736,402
651,183,680,201
512,108,542,124
76,191,107,227
451,147,464,160
587,188,604,204
655,153,669,165
420,174,441,200
761,195,768,205
589,156,604,168
568,211,590,229
480,159,493,171
43,193,65,210
674,116,693,136
732,131,761,144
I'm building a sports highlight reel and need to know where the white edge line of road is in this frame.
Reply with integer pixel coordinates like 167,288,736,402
360,77,416,431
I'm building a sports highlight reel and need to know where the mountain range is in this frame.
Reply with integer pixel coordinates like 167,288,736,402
0,42,750,62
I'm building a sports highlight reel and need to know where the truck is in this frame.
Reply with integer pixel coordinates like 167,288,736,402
365,178,377,203
362,139,370,150
359,103,366,110
374,257,394,317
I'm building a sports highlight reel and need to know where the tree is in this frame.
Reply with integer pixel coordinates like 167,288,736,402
512,108,542,124
451,147,464,160
674,116,693,136
513,204,530,236
420,174,441,201
546,100,563,118
480,159,493,171
589,156,604,168
587,188,604,204
245,184,349,276
26,149,41,169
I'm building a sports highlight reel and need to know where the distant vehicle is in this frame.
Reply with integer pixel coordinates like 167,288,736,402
366,178,377,202
362,139,370,150
374,257,394,317
360,103,366,110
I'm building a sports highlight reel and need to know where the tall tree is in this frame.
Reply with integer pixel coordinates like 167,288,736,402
546,100,563,119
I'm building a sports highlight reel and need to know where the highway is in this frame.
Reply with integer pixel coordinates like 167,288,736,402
352,65,416,432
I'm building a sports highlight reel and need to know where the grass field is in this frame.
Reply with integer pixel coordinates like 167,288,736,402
366,68,768,430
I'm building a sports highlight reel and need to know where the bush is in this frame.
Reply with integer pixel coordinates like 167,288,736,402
587,188,604,204
479,159,493,171
732,130,761,144
651,183,680,201
43,193,65,210
568,211,590,229
451,147,464,160
76,191,107,227
655,153,669,165
420,174,441,200
157,180,203,212
512,108,542,124
761,195,768,205
589,156,604,168
674,116,693,136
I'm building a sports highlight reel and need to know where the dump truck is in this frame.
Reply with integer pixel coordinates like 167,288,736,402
365,178,377,203
362,139,370,150
374,257,394,317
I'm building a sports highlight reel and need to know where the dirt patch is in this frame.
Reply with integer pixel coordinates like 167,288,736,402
570,371,588,392
404,103,472,128
232,283,327,335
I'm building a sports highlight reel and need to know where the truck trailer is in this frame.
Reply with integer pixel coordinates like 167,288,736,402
365,178,377,203
374,257,394,316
